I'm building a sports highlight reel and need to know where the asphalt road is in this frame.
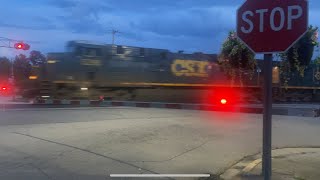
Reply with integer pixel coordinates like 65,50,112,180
0,107,320,180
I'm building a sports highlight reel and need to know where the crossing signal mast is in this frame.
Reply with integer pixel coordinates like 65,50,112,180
0,37,30,50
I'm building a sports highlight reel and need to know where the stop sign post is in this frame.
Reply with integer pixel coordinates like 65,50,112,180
236,0,308,180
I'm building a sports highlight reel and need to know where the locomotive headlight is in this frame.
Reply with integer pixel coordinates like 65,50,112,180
47,60,57,64
29,76,38,80
80,87,88,91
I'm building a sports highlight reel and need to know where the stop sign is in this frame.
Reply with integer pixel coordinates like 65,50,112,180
237,0,308,54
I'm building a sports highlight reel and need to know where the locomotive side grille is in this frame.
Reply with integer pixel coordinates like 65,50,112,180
40,81,53,96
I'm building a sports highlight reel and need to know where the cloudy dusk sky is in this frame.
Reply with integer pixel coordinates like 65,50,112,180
0,0,319,57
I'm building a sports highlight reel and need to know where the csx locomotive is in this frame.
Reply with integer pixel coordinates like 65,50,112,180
24,40,320,103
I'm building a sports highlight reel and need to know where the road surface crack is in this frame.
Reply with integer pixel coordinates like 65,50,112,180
12,132,172,179
28,163,55,180
128,140,210,163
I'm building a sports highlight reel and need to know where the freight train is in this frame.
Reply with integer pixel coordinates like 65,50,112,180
22,40,320,103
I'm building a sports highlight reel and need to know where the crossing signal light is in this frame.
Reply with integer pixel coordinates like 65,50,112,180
14,42,30,50
14,43,24,49
220,98,227,105
16,43,23,49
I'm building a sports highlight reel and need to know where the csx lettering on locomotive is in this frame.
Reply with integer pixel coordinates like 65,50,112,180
171,59,209,77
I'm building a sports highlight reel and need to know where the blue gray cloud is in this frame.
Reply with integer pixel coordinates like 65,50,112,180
0,0,319,56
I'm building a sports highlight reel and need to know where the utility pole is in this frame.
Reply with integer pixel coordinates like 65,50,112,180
110,29,121,45
109,29,122,45
10,58,15,101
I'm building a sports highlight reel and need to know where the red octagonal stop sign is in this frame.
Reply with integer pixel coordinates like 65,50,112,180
237,0,308,54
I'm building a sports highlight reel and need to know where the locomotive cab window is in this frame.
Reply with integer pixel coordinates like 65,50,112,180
87,72,96,80
88,48,102,57
140,48,145,57
76,47,102,57
117,46,124,54
160,52,167,59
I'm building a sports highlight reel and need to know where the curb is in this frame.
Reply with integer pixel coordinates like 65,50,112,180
25,99,318,117
220,147,320,180
33,99,264,114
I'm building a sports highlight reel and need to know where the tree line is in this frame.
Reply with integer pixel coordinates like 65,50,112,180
219,25,319,85
0,51,46,83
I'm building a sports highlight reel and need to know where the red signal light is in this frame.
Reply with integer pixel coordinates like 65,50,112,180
220,98,227,105
1,87,7,91
14,42,30,50
14,43,24,49
205,88,241,106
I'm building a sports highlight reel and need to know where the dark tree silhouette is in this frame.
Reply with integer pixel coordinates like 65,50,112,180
13,54,32,83
0,57,11,82
29,50,46,66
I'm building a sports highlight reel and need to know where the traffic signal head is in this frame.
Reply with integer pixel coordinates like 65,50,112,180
14,42,30,50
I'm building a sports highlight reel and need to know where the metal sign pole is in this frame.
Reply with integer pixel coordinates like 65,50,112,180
262,54,273,180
